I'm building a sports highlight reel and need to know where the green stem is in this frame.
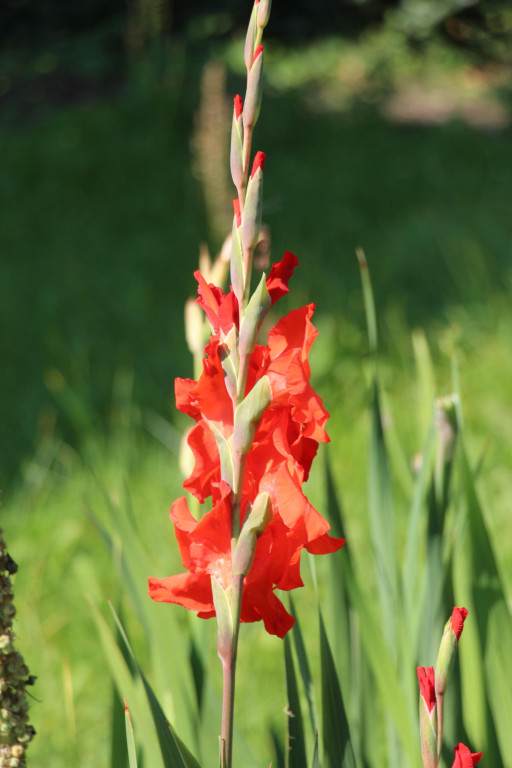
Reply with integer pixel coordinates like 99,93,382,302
436,692,444,765
219,574,244,768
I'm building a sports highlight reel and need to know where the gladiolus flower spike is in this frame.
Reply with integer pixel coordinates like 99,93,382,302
149,252,344,638
452,743,482,768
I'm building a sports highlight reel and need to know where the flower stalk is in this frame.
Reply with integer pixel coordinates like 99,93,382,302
148,4,344,768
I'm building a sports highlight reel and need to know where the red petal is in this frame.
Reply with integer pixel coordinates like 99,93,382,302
242,581,295,638
252,44,263,66
183,422,220,502
148,572,213,613
234,94,243,120
251,150,266,178
265,251,298,306
452,743,482,768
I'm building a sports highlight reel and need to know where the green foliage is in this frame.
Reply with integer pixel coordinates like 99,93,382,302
1,33,512,768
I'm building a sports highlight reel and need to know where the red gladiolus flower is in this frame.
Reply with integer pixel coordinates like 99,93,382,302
450,606,468,641
149,255,344,637
452,743,482,768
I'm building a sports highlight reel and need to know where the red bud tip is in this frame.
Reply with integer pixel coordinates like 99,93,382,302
417,667,436,713
450,606,468,641
251,151,266,179
233,198,242,227
452,743,482,768
255,0,260,4
234,94,243,120
252,44,263,65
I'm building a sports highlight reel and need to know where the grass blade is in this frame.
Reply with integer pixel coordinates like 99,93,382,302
284,634,307,768
319,611,355,768
290,597,318,738
108,601,202,768
125,700,140,768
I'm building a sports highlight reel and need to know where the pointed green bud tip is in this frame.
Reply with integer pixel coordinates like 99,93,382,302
244,42,264,129
211,575,234,663
231,99,244,189
239,272,271,356
257,0,272,28
230,200,245,303
242,154,265,253
452,743,482,768
233,375,272,455
435,606,468,696
233,492,273,576
244,3,258,72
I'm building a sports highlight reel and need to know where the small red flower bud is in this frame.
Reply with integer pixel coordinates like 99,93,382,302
252,44,263,65
450,606,468,641
251,151,266,179
233,199,241,228
452,743,482,768
417,667,436,713
234,94,243,121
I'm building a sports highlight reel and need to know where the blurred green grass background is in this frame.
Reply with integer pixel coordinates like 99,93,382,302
1,1,512,765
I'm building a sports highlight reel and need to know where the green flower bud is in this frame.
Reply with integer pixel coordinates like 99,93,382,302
230,199,245,304
242,153,265,254
239,273,271,357
244,3,258,71
211,576,234,665
230,95,244,190
233,493,272,576
243,45,263,131
257,0,272,29
435,606,468,696
233,375,271,456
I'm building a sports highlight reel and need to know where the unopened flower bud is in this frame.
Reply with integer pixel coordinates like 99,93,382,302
233,375,272,456
242,152,266,253
230,95,244,190
184,297,205,359
244,3,259,72
219,325,239,403
435,606,468,696
239,273,271,357
211,576,234,665
452,743,482,767
231,199,245,304
417,666,438,768
244,45,263,130
233,493,272,576
257,0,272,29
